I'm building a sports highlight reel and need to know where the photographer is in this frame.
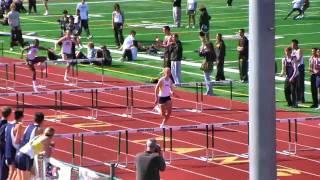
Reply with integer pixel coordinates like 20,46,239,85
57,10,69,37
136,138,166,180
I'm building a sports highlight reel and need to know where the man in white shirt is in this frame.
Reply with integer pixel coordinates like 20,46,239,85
284,0,304,20
120,30,136,61
8,3,24,51
76,0,92,39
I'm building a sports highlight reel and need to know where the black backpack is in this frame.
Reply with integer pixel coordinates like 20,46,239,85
96,47,112,66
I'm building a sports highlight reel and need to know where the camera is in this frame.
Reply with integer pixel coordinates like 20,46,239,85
154,144,161,153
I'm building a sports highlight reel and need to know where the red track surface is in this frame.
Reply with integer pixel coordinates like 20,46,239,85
1,57,320,180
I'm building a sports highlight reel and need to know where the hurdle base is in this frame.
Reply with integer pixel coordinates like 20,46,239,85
279,150,295,156
64,83,77,87
120,114,132,118
86,116,97,120
184,109,202,113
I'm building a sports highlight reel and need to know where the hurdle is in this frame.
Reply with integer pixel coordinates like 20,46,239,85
12,61,48,90
279,116,320,155
1,80,234,121
52,115,320,168
0,63,9,91
7,58,105,90
53,58,105,86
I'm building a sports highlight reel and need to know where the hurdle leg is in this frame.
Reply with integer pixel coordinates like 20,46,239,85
195,83,199,112
75,62,79,86
13,64,16,90
130,87,133,118
4,64,8,91
229,81,233,110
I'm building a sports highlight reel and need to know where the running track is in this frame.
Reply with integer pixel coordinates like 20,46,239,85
1,57,320,179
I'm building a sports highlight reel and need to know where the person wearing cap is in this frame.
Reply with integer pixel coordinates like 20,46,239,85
136,138,166,180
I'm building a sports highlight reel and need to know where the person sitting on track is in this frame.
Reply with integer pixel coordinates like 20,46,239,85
56,30,77,82
15,127,55,180
21,39,50,92
5,109,24,180
154,67,177,128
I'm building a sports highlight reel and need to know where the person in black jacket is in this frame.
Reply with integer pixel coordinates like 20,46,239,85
169,33,183,84
215,33,226,81
199,42,216,95
237,29,249,83
0,107,12,180
199,5,211,42
136,138,166,180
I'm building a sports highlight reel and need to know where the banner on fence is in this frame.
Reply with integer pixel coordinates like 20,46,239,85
48,158,72,180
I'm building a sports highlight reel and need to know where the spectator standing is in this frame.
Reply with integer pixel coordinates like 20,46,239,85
172,0,181,27
14,0,26,13
291,39,305,103
309,48,318,108
237,29,248,83
57,10,69,37
27,0,37,14
112,3,124,48
280,47,298,108
136,138,166,180
199,31,208,50
76,0,92,39
155,26,173,68
313,49,320,109
199,5,211,42
215,33,226,81
8,3,24,51
42,0,48,15
199,42,216,95
169,33,183,84
0,107,12,180
186,0,197,28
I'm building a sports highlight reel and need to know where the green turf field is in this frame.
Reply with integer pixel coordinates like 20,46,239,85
1,0,320,114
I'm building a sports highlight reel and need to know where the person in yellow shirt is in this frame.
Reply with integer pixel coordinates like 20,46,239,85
15,127,55,180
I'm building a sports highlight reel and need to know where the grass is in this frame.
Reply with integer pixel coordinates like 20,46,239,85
1,0,320,114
